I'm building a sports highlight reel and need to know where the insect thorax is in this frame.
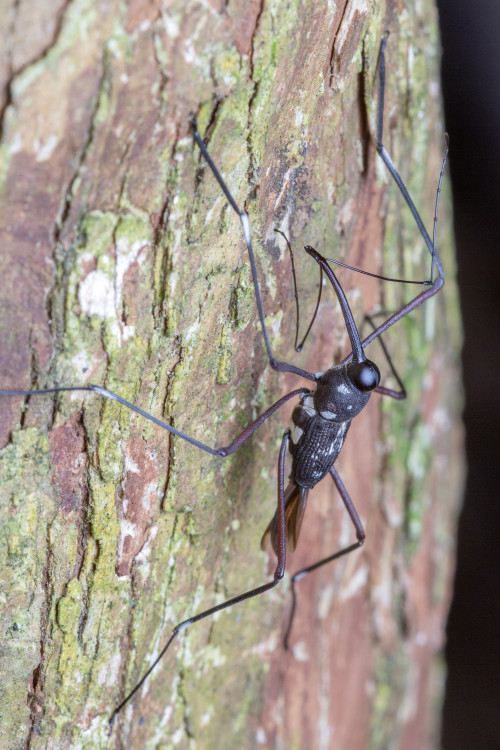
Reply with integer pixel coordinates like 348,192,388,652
313,363,372,421
288,364,372,489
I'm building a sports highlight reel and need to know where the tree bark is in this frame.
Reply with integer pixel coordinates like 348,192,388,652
0,1,462,749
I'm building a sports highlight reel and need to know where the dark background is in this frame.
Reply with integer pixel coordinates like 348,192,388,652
437,1,500,747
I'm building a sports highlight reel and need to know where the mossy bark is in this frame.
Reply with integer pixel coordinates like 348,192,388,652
0,2,462,749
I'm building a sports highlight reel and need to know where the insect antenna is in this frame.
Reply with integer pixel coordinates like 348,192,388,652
323,258,432,286
431,133,450,281
303,247,368,364
275,228,323,352
364,313,407,400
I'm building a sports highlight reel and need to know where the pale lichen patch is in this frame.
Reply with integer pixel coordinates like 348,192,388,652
291,639,309,662
338,563,369,602
79,269,115,318
34,133,59,162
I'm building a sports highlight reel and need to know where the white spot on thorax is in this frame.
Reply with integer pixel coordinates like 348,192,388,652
320,409,337,419
301,394,316,416
290,423,303,444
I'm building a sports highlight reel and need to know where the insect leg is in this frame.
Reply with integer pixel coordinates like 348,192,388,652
284,465,364,650
109,430,290,726
191,118,316,383
377,35,437,261
365,314,407,400
0,384,308,457
339,39,448,363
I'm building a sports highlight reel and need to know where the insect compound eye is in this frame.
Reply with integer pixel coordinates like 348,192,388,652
347,360,380,392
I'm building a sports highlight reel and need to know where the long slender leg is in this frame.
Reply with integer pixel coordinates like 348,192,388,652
340,37,448,364
377,34,436,261
191,118,316,382
365,314,407,401
109,430,290,726
284,465,364,650
0,384,308,457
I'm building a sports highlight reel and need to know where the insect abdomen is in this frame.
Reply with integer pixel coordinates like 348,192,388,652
290,414,350,489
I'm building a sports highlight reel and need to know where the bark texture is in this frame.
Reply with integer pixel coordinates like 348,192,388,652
0,1,462,749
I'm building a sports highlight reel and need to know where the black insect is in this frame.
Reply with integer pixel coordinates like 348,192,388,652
0,36,448,725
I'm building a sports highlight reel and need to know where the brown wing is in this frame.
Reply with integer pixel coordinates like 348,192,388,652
260,482,310,555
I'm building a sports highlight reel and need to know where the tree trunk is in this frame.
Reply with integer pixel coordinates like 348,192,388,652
0,1,462,749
